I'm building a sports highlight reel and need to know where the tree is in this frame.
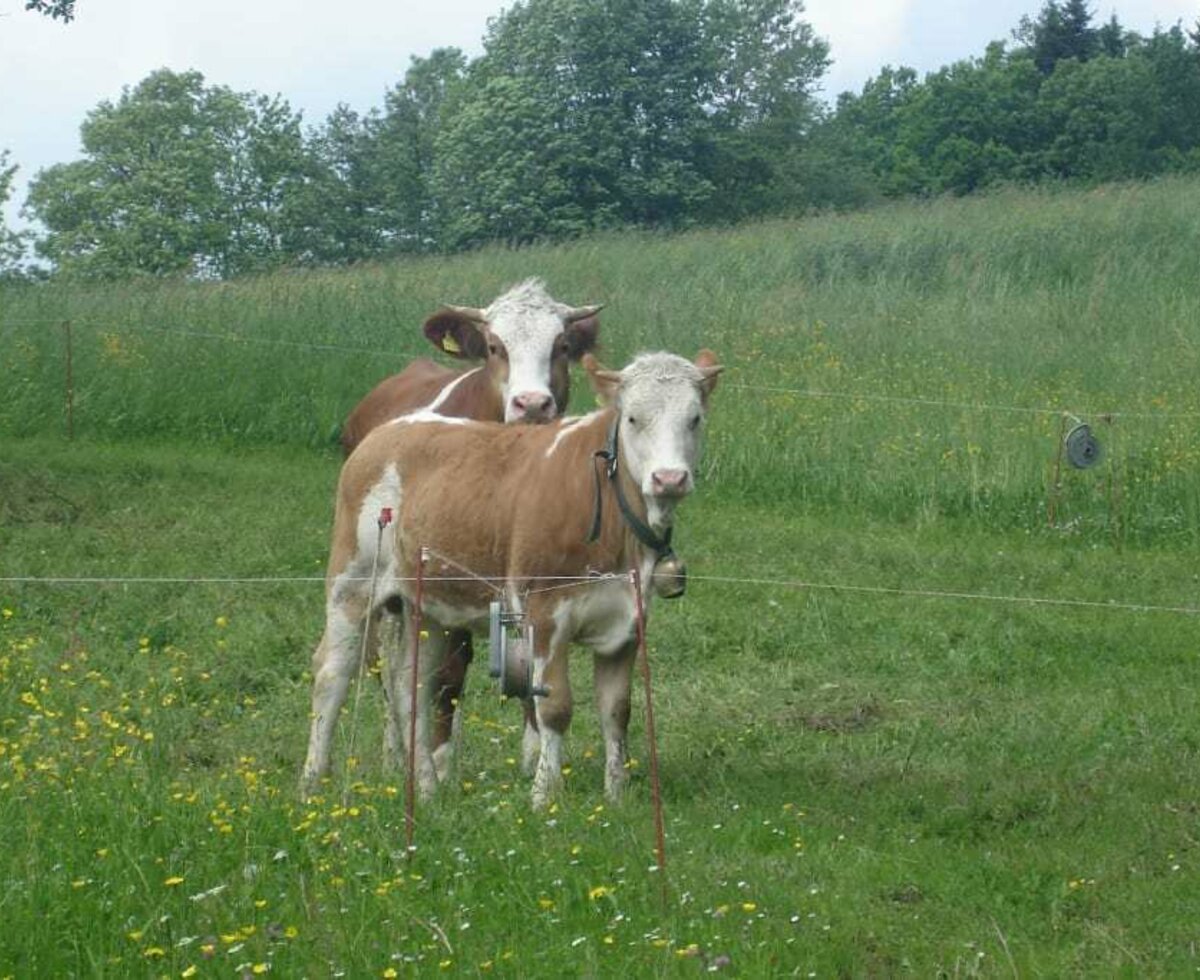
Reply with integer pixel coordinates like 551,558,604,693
696,0,831,218
372,48,468,249
25,69,307,279
431,0,828,248
1097,14,1129,58
25,0,77,21
1034,54,1160,180
1016,0,1099,74
286,105,380,264
288,48,468,263
0,151,32,279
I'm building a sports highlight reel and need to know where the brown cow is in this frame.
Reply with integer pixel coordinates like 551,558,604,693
340,277,602,455
301,350,722,808
340,278,602,770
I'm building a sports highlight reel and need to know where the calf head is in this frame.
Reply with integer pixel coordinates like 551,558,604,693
587,350,723,529
423,278,602,423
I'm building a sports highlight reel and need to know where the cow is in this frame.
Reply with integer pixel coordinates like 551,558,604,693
339,278,602,770
339,277,602,455
301,349,722,808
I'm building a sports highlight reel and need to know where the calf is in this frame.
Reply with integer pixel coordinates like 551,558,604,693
340,278,601,768
302,351,721,807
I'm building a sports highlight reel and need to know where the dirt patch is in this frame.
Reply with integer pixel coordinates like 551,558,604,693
801,699,883,734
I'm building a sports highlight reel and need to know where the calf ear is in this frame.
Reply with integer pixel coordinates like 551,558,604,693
423,309,489,360
583,353,621,405
694,349,724,401
564,314,601,361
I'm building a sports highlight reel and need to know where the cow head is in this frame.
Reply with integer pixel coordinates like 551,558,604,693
587,349,722,530
423,278,602,423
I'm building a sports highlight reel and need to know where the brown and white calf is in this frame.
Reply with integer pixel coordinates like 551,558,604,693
301,351,721,807
339,277,602,455
339,278,601,762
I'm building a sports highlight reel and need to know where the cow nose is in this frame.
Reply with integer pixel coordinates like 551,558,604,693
512,392,555,421
650,469,690,497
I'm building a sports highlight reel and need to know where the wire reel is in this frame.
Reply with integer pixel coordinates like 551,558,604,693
488,601,549,699
1065,421,1103,469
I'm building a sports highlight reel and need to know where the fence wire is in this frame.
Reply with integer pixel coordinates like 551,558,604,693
4,314,1200,421
3,571,1197,617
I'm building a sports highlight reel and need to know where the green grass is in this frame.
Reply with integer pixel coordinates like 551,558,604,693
2,178,1200,974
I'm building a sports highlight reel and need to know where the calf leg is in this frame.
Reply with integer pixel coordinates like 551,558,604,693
431,629,472,783
378,608,404,772
531,640,572,810
384,609,448,800
301,597,369,797
594,642,637,802
520,699,540,777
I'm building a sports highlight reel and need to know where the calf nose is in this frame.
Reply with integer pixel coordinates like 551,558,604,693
650,468,690,497
511,392,555,422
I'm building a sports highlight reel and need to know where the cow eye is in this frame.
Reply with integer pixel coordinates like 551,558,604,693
688,414,701,431
488,343,499,356
626,415,638,427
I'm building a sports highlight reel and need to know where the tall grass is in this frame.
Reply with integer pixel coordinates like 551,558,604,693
4,177,1200,538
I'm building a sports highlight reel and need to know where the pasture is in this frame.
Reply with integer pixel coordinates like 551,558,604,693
2,178,1200,975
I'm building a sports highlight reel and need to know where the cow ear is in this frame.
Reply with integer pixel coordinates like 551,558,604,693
583,353,621,405
423,309,489,360
563,314,601,361
694,349,723,401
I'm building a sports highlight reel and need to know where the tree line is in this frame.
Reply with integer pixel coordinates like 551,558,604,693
811,0,1200,202
4,0,1200,281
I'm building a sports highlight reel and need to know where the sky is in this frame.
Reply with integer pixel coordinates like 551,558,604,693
2,0,1197,234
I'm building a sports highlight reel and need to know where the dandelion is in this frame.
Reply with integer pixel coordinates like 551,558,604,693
537,897,555,910
215,616,228,628
251,964,270,975
741,902,757,913
182,967,198,978
143,947,166,959
164,876,185,887
588,885,612,900
383,969,398,979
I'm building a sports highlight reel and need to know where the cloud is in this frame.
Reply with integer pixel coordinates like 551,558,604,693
804,0,916,97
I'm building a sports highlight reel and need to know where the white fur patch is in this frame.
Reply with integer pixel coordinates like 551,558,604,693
391,411,470,427
544,411,599,457
486,278,570,419
552,576,638,657
426,366,483,413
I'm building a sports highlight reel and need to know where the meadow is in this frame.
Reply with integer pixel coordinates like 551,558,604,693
2,177,1199,976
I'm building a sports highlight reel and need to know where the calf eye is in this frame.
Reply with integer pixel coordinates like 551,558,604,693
488,343,499,356
626,415,638,427
688,414,702,430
